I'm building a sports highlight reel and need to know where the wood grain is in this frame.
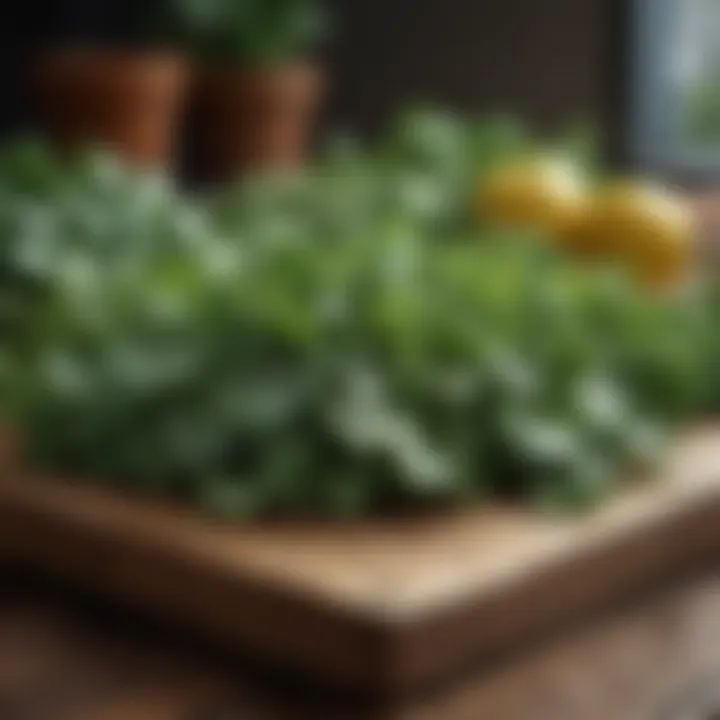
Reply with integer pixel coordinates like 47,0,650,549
401,570,720,720
6,568,720,719
2,427,720,697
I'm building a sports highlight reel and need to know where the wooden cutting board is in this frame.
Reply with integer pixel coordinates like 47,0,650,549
2,427,720,698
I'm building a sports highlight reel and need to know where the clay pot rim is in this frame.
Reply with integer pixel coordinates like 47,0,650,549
199,61,325,100
202,57,323,81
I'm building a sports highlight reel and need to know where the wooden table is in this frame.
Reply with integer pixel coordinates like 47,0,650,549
4,435,720,719
5,564,720,719
4,429,720,701
3,427,720,719
1,565,354,720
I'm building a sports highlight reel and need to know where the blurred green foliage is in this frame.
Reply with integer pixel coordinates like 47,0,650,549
0,110,714,519
158,0,330,66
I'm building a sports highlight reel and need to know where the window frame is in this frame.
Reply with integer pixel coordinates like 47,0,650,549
628,0,720,183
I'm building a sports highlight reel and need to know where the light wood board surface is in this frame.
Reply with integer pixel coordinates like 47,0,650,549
2,427,720,695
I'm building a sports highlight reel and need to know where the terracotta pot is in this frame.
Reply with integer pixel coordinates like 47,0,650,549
35,46,190,169
196,61,325,181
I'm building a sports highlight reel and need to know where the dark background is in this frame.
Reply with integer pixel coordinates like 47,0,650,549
0,0,628,157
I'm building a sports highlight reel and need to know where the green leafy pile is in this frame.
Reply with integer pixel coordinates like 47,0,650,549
0,112,715,518
0,138,211,340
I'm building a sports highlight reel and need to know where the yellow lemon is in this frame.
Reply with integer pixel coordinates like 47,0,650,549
589,180,694,288
477,154,588,242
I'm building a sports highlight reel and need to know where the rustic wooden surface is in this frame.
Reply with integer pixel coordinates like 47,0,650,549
1,566,369,720
5,566,720,719
2,428,720,697
403,568,720,720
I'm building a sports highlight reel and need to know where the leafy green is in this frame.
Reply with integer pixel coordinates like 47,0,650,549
159,0,330,66
0,110,715,519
